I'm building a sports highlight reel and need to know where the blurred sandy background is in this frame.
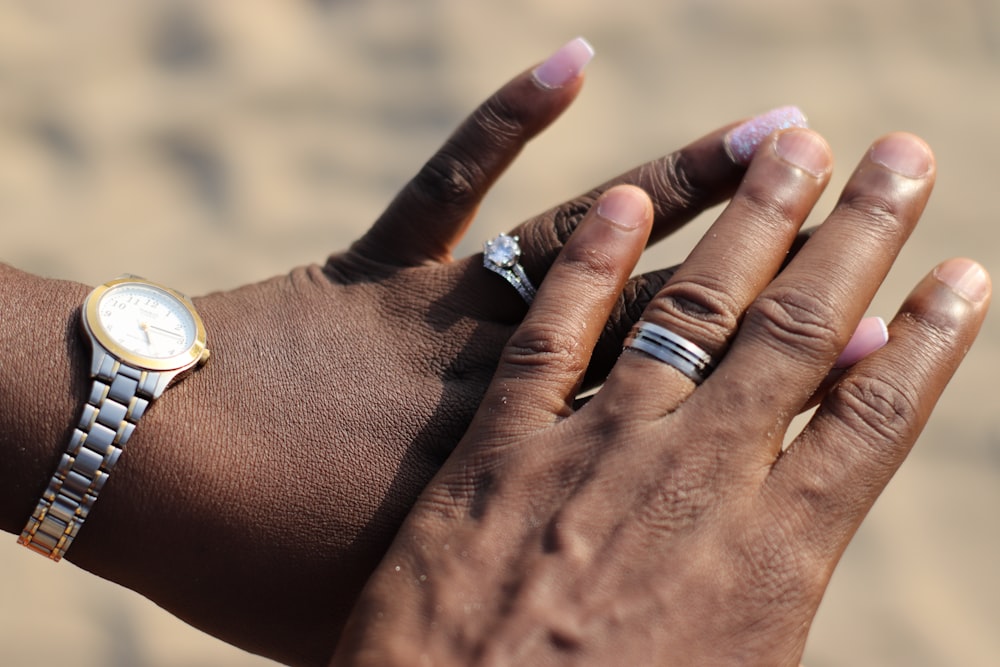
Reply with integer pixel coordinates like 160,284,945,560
1,1,998,665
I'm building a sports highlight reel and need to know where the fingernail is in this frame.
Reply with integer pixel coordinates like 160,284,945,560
869,133,933,179
834,316,889,368
596,186,650,230
774,128,829,177
933,258,991,304
532,37,595,89
724,106,808,166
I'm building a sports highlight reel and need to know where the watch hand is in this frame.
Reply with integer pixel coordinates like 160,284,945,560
147,325,185,339
139,322,153,344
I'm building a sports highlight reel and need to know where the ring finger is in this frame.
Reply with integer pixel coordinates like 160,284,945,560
607,127,834,416
698,132,936,456
483,107,809,319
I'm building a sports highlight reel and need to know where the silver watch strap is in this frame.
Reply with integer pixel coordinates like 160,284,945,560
18,354,160,561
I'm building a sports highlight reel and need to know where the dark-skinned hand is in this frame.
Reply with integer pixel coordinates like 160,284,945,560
0,39,807,665
334,132,989,666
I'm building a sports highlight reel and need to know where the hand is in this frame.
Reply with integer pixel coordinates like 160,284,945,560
0,40,800,665
333,131,990,665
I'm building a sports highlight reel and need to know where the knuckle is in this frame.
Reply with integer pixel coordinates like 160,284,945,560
836,191,908,241
735,187,801,233
611,270,676,336
641,152,702,216
551,195,597,244
827,373,920,450
517,196,596,282
558,242,621,287
411,148,484,213
629,268,675,307
647,278,742,345
405,91,538,217
503,324,587,380
745,287,841,362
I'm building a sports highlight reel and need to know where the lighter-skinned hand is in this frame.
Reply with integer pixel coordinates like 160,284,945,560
334,131,990,666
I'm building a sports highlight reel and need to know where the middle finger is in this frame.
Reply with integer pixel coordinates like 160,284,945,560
700,132,936,458
608,127,833,416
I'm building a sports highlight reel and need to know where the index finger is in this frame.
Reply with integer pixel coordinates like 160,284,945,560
465,186,654,444
350,38,594,267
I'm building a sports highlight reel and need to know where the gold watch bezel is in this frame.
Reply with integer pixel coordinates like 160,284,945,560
82,276,209,373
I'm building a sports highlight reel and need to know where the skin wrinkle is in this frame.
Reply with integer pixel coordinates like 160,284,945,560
833,185,925,243
516,197,594,287
538,473,629,565
897,297,973,352
654,276,744,338
469,93,527,146
825,373,922,451
553,197,594,242
641,151,698,220
5,38,973,664
330,130,980,666
731,516,810,615
743,285,844,365
415,147,485,217
730,184,808,235
772,420,890,545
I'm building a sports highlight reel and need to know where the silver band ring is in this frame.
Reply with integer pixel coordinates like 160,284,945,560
483,233,537,304
624,321,716,385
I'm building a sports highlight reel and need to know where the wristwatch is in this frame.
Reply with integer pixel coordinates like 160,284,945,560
18,276,209,561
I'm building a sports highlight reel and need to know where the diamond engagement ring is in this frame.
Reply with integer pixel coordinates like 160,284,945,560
624,321,716,385
483,233,537,304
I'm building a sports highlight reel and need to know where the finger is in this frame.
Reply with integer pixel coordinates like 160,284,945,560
468,186,653,439
766,258,990,561
585,226,819,388
605,127,833,417
462,107,807,321
348,38,594,267
507,106,809,300
697,133,936,451
798,316,890,411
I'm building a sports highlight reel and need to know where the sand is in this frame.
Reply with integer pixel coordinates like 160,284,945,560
1,1,998,664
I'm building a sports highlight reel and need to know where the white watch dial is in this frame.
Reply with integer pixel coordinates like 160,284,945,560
97,283,198,359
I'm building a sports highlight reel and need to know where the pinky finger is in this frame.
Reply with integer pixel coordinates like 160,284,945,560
769,258,991,558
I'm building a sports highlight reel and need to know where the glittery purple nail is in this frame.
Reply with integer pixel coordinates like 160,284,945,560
724,106,808,165
532,37,595,89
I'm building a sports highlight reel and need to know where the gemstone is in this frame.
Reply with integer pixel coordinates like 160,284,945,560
484,234,520,268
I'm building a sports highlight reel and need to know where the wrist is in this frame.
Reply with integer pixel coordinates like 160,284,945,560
0,268,90,535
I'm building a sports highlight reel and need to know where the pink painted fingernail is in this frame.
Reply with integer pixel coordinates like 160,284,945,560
532,37,595,89
724,106,808,166
934,258,991,304
834,316,889,368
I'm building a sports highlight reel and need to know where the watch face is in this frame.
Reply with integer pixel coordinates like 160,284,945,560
97,283,197,359
85,279,207,370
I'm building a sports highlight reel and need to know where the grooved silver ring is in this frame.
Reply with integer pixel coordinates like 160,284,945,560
483,233,537,304
624,321,716,385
